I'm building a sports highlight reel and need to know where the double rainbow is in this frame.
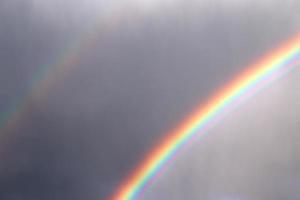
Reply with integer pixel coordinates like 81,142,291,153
111,35,300,200
0,3,299,200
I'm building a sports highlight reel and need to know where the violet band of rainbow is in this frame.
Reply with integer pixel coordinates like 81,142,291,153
111,35,300,200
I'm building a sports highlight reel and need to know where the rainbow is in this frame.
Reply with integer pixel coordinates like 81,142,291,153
0,2,299,200
110,35,300,200
0,1,165,138
0,3,133,139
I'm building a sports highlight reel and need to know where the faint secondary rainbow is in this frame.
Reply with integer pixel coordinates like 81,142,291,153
111,35,300,200
0,1,173,137
0,3,138,140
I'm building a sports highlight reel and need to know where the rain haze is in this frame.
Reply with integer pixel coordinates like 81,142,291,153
0,0,299,199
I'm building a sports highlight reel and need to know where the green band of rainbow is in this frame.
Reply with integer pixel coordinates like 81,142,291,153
111,35,300,200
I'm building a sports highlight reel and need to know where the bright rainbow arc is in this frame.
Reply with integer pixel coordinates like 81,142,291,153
111,35,300,200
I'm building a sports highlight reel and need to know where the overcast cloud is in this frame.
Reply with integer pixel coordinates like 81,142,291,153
0,0,299,199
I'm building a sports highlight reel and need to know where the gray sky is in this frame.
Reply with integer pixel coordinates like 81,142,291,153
0,0,299,199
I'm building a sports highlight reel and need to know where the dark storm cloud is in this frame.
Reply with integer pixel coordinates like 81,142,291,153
0,0,299,200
